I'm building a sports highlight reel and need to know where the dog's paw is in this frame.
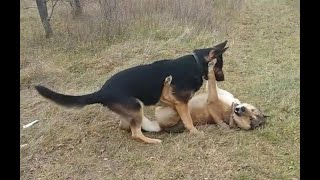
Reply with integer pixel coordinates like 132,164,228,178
229,122,237,129
164,75,173,85
189,127,204,135
149,138,162,144
218,122,229,129
208,60,217,72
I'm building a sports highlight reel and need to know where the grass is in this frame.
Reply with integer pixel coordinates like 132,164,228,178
20,0,299,179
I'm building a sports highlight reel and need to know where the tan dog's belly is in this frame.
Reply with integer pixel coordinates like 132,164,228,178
155,90,235,130
188,94,213,125
155,93,215,128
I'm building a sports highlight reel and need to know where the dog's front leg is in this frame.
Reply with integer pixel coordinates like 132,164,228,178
175,103,201,134
161,75,201,134
229,115,236,128
207,60,219,103
207,60,229,128
228,102,237,128
159,76,177,108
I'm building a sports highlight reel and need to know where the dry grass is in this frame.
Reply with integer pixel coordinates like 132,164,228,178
20,0,299,179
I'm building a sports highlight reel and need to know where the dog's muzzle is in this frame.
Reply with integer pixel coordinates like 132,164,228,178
234,105,245,116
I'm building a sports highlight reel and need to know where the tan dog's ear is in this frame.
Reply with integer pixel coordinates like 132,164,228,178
258,108,270,118
263,114,270,118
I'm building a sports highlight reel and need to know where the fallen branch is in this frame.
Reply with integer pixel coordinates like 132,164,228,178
23,120,39,129
23,6,37,9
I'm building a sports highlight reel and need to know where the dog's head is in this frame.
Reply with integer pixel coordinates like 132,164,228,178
193,40,228,81
231,102,269,130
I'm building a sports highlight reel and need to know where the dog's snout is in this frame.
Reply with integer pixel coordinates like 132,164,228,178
235,106,245,112
240,106,246,112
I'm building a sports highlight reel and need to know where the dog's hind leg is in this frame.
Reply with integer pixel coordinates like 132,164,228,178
155,106,180,127
141,115,161,132
130,106,162,143
107,97,162,144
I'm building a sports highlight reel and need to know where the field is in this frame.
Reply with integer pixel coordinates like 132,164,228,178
20,0,300,179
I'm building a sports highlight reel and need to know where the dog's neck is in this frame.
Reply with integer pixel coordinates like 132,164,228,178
192,53,201,66
192,53,207,77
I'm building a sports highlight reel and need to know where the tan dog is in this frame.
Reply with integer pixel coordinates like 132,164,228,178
141,59,268,132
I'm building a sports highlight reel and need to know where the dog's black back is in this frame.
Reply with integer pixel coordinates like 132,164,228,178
101,55,204,106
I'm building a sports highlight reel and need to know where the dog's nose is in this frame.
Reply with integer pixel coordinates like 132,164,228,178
240,106,246,112
235,106,246,112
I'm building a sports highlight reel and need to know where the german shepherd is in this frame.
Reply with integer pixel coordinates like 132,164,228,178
149,59,268,133
35,41,229,144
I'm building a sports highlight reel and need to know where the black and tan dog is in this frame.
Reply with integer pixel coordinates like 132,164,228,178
144,59,268,133
35,41,229,144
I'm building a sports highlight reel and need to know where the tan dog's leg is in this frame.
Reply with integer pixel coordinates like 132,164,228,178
160,76,176,107
228,102,237,128
207,60,219,102
229,115,236,128
206,60,229,128
155,106,180,127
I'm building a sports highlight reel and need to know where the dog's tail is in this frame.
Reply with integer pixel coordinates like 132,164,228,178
35,85,101,108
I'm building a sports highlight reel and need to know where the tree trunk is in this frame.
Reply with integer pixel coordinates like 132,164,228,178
36,0,53,38
70,0,82,18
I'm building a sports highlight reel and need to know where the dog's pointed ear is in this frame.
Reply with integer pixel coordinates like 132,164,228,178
208,47,229,60
219,47,229,54
214,40,228,49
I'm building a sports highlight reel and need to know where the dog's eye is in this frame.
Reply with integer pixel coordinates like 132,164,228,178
251,109,255,112
249,116,254,121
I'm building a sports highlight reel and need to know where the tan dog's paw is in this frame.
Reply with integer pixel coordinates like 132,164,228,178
208,59,217,72
218,122,229,129
190,127,204,136
164,75,173,85
229,123,237,129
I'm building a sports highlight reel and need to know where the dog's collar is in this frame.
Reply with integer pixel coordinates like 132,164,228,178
192,53,207,79
192,53,201,66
